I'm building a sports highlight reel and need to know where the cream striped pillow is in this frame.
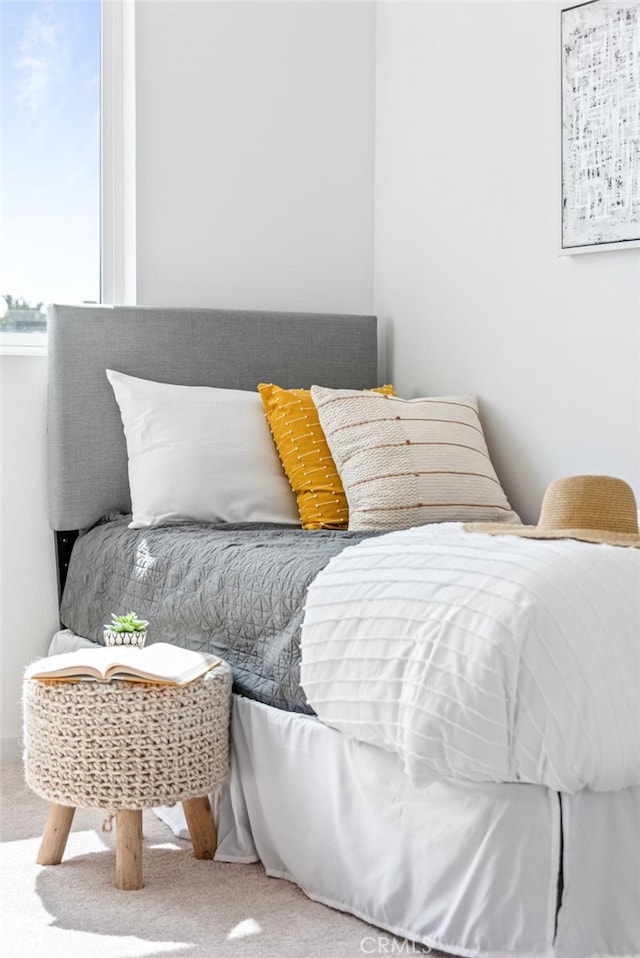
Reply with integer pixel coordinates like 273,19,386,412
310,387,519,531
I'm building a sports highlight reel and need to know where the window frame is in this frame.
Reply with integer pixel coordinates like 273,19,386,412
0,0,136,355
101,0,137,307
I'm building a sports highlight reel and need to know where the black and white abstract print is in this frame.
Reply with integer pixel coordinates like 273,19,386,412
562,2,639,250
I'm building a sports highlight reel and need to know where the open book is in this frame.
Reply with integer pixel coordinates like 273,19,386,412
25,642,221,687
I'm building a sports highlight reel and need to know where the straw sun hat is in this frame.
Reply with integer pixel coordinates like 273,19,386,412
465,475,640,548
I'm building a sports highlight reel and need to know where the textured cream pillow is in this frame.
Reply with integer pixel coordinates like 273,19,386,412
310,387,519,531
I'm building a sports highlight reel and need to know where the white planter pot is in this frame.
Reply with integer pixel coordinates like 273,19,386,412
103,629,147,649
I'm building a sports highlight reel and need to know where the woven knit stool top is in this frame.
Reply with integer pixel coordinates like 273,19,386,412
23,661,232,811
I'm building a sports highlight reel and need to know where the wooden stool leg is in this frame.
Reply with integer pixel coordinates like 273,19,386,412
182,795,217,860
115,809,143,890
37,804,76,865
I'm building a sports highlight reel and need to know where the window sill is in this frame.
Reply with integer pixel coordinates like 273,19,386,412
0,332,48,356
0,344,47,357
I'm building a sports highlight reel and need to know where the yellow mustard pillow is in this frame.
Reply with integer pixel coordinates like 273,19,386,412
258,383,395,530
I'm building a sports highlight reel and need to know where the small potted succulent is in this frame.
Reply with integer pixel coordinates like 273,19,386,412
103,611,149,648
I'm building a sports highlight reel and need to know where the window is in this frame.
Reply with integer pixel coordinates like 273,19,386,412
0,0,101,347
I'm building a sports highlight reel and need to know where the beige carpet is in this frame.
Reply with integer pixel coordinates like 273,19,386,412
1,762,448,958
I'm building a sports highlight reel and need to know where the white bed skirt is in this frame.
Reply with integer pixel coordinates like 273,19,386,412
156,695,640,958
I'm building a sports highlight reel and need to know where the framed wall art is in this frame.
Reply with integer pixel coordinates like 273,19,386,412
561,1,640,253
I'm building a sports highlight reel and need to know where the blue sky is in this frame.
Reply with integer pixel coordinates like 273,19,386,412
1,0,100,308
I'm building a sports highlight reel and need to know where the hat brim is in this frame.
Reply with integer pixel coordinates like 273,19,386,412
463,523,640,548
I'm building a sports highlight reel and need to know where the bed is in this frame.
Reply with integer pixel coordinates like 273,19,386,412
47,303,640,958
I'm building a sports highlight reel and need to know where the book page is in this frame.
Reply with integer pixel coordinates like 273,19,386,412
106,643,219,685
25,645,134,681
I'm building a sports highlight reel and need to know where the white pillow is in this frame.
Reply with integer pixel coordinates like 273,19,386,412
310,386,519,531
107,369,300,529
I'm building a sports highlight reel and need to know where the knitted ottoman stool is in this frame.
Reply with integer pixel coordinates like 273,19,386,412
23,661,232,890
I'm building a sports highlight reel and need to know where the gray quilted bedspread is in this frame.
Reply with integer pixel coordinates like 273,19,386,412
60,515,373,714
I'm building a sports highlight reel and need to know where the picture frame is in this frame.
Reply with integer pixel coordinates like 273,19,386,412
560,0,640,254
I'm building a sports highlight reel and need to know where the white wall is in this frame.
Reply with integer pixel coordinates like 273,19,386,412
374,1,640,522
0,0,376,761
135,0,375,313
0,356,60,761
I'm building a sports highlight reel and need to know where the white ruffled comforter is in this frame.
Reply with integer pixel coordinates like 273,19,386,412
300,523,640,793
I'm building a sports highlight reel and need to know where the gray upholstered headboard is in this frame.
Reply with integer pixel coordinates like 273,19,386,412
47,303,378,541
